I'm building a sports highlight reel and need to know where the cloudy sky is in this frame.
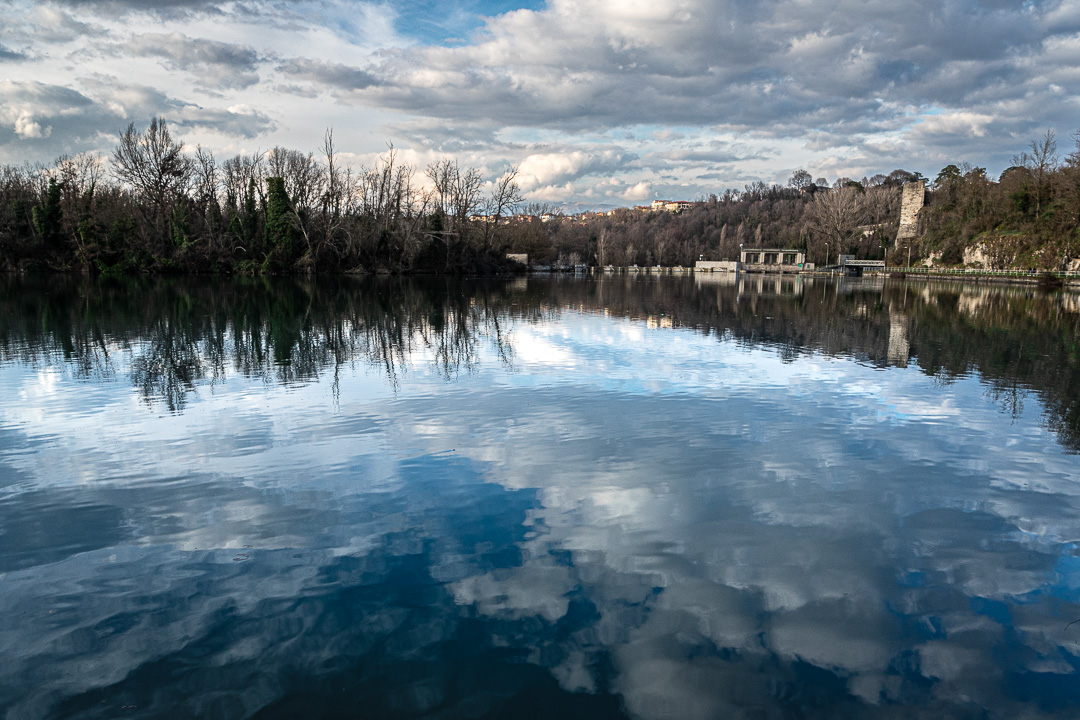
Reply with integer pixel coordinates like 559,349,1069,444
2,0,1079,204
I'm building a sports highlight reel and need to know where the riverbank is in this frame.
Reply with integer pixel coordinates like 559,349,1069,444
531,264,1080,287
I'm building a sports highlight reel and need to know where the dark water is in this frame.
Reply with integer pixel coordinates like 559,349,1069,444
2,273,1080,720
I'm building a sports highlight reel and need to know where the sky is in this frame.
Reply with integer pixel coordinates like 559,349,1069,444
2,0,1079,205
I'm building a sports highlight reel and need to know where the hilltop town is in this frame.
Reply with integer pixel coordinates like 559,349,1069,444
470,198,697,225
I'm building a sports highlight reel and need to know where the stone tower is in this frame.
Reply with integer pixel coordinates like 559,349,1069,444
896,180,926,241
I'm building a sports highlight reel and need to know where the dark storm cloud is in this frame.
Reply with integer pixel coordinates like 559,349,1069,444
122,33,263,89
52,0,238,13
55,0,215,5
276,58,382,94
42,0,315,27
0,44,26,61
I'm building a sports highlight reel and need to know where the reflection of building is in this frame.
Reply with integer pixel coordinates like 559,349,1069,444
694,271,738,287
694,260,739,272
737,274,804,297
888,311,909,367
646,316,674,328
833,276,885,294
739,248,805,273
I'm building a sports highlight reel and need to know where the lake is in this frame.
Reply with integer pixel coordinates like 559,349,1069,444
2,273,1079,719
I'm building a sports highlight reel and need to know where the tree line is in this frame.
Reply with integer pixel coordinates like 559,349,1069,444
0,118,524,275
2,118,1079,274
504,170,911,269
502,129,1080,271
915,130,1080,269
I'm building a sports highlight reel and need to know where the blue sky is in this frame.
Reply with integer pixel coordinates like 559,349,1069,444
2,0,1079,204
392,0,547,44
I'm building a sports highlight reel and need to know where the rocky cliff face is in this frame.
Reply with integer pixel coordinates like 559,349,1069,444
962,242,995,269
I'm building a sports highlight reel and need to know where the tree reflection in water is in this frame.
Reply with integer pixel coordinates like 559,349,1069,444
1,274,1078,449
0,276,552,412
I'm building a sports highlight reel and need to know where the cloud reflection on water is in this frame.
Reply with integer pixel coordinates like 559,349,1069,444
1,276,1079,719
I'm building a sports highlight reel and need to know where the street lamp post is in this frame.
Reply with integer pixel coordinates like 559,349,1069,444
825,242,829,271
906,244,911,268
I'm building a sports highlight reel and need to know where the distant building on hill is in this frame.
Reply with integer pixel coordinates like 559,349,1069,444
647,200,695,213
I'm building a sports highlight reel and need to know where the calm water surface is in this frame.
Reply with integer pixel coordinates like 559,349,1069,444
2,274,1080,719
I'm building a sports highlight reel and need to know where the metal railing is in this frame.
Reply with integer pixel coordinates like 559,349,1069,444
876,267,1080,278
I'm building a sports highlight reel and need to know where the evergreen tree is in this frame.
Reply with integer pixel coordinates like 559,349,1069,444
244,176,260,255
264,177,297,272
32,178,63,252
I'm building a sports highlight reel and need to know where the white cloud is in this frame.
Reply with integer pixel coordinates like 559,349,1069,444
621,180,653,201
516,148,634,190
2,0,1078,200
13,113,51,139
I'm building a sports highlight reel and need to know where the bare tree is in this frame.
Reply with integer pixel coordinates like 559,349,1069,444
192,146,218,206
1013,129,1058,219
112,118,192,242
355,145,421,268
482,166,523,250
805,186,863,258
1063,131,1080,231
299,129,353,267
453,167,483,238
425,158,483,237
222,152,264,212
221,151,264,255
192,146,223,250
862,185,902,227
655,235,670,266
426,158,454,221
53,153,105,198
267,146,322,216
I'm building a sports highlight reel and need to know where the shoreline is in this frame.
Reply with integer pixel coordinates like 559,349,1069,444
5,267,1079,288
